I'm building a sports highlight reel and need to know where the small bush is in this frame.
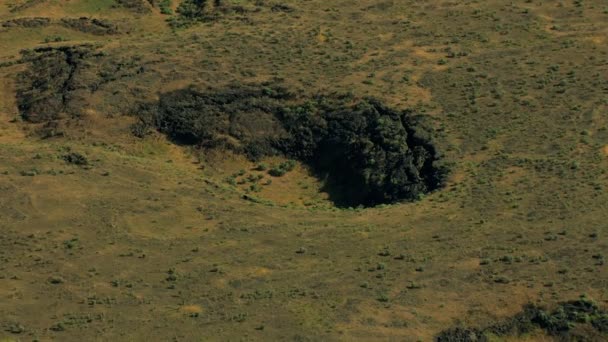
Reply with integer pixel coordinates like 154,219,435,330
62,152,88,166
254,163,268,171
159,0,173,14
268,160,296,177
268,167,287,177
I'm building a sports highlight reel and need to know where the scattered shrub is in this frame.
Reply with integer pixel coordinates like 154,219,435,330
62,152,88,166
254,163,268,171
115,0,152,13
168,0,294,28
59,17,121,35
268,160,296,177
1,17,51,28
9,0,46,13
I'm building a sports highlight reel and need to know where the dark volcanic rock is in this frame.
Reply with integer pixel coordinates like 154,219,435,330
16,45,101,123
138,84,448,207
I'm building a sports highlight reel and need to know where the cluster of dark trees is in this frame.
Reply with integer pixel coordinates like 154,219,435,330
137,84,448,206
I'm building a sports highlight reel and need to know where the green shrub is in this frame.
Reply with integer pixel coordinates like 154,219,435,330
255,163,268,171
268,166,287,177
159,0,173,14
268,160,297,177
62,152,89,166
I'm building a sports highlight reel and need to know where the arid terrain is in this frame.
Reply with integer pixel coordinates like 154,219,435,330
0,0,607,341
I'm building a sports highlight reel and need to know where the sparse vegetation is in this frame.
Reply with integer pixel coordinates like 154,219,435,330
159,0,173,14
1,0,607,340
59,17,121,35
268,160,295,177
115,0,152,13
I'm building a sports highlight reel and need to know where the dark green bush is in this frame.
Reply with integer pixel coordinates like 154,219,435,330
62,152,89,166
159,0,173,14
268,160,296,177
268,167,287,177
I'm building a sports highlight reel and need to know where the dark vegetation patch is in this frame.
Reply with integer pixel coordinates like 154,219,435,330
270,3,294,13
1,17,123,35
8,0,47,13
268,159,296,177
62,152,89,166
136,84,290,147
114,0,152,13
136,84,447,207
168,0,295,28
16,45,103,123
59,17,123,35
1,17,51,28
147,0,173,14
16,44,158,124
437,297,608,341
